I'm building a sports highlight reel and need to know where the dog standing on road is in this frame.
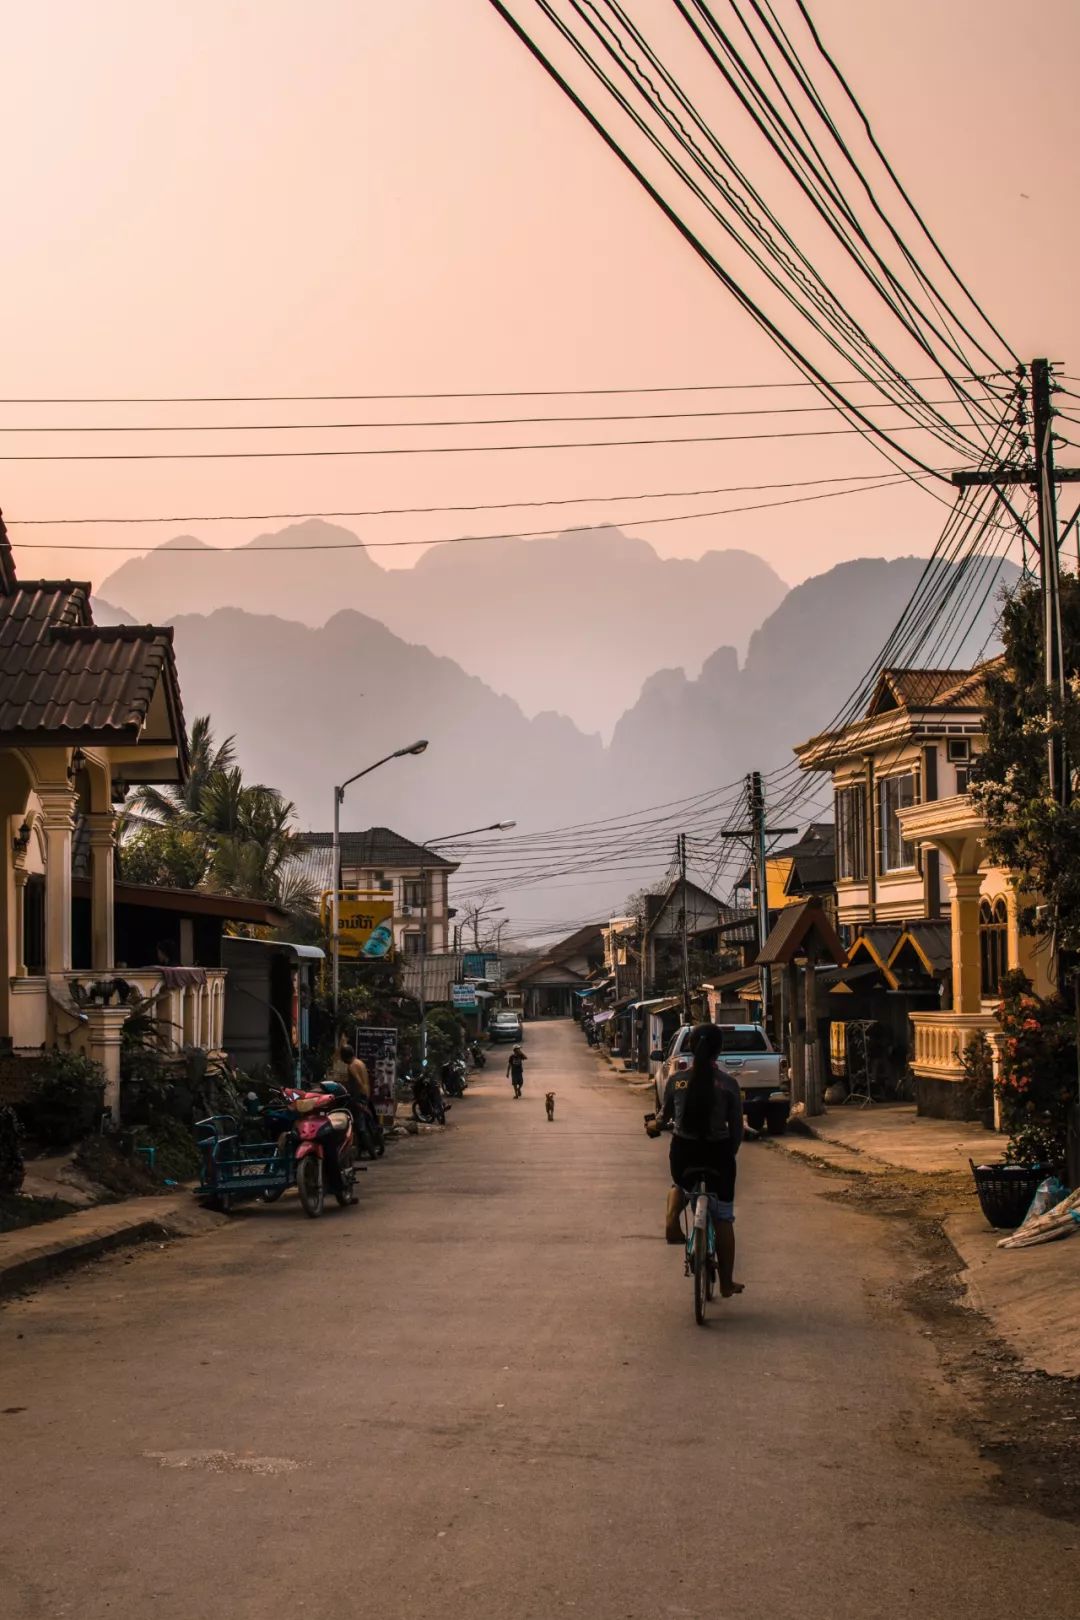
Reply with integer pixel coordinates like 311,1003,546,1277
545,1092,556,1121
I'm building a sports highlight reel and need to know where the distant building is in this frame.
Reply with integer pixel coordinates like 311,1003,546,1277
292,827,459,955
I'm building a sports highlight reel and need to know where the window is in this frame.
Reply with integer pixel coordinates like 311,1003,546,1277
23,876,45,974
979,898,1008,997
836,785,867,881
402,931,426,956
879,772,918,872
946,737,971,763
717,1027,768,1053
403,879,424,909
955,766,971,795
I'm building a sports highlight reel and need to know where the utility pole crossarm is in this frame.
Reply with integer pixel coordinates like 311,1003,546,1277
951,468,1080,487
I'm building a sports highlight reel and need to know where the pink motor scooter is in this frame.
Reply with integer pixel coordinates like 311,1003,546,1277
283,1084,359,1218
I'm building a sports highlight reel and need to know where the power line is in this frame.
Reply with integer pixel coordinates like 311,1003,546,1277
7,472,935,551
0,372,1005,404
0,420,974,463
11,467,946,526
0,398,991,433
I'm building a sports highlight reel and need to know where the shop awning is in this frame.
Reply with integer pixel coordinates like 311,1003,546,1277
591,1009,615,1026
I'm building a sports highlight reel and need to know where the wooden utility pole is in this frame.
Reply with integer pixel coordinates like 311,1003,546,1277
721,774,796,1039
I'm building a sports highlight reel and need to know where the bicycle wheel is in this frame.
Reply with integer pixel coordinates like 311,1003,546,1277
693,1225,708,1325
706,1221,717,1302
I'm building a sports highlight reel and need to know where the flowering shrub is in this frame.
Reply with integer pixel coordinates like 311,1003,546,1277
995,971,1074,1169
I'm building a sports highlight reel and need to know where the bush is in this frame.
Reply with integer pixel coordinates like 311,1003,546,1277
18,1051,106,1148
995,971,1074,1171
0,1105,24,1194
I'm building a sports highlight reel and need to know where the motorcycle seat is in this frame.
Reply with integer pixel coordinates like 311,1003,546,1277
327,1110,352,1135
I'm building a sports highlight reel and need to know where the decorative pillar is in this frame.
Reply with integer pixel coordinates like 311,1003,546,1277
37,783,77,976
84,1005,130,1122
86,811,117,971
803,944,824,1116
947,871,984,1014
12,866,28,975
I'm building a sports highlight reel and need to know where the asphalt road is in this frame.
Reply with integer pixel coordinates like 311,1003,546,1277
1,1020,1075,1619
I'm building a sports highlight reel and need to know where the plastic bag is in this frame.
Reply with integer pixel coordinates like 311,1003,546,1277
1022,1176,1069,1226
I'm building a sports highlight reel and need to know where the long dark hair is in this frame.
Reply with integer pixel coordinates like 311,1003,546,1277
683,1024,724,1135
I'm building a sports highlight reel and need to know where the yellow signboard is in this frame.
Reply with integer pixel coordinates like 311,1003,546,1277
320,891,395,959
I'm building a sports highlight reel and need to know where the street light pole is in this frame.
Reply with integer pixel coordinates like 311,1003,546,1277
330,739,428,1016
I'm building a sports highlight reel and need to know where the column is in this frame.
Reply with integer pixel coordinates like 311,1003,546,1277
37,783,77,976
947,871,984,1014
86,811,116,972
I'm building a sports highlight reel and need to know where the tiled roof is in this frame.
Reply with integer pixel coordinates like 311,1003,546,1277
299,827,458,871
756,897,846,966
868,659,1001,718
0,523,186,759
547,922,605,963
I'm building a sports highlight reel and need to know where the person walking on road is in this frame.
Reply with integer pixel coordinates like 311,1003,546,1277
507,1045,527,1098
657,1023,744,1296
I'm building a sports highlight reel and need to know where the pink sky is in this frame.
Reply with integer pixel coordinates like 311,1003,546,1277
3,0,1079,592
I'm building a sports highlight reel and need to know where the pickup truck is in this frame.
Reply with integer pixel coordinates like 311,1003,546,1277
653,1023,790,1136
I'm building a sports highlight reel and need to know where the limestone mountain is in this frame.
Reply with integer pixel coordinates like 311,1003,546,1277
96,521,787,736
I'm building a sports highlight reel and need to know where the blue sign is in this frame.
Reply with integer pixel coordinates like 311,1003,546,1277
462,953,487,980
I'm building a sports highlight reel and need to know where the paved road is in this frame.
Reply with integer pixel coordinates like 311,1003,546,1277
1,1021,1075,1619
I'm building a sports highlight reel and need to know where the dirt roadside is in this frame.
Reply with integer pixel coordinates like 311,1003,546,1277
772,1139,1080,1522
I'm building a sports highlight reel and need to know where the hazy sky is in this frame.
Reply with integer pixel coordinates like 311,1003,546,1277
3,0,1079,591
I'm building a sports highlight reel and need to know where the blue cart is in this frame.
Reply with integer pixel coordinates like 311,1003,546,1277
195,1114,295,1212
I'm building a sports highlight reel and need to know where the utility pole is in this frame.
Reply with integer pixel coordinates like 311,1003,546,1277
721,774,796,1039
678,832,692,1023
953,358,1080,1180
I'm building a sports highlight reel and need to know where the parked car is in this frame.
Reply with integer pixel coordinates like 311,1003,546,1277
488,1010,524,1044
653,1023,790,1135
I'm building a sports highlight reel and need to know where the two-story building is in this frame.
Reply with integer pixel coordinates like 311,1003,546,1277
295,827,459,956
795,661,1051,1115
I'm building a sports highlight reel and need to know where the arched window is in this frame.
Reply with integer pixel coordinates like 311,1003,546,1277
979,898,1008,997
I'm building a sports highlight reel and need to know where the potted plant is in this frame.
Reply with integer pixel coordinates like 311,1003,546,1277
970,972,1071,1228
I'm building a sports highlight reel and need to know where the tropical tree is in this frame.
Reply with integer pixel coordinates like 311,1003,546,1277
131,715,236,824
119,715,315,922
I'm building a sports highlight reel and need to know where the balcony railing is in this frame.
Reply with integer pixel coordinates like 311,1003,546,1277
59,968,227,1054
910,1010,998,1083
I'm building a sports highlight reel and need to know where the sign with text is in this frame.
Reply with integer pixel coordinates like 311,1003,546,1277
451,983,479,1011
352,1025,398,1122
321,891,395,958
462,952,501,983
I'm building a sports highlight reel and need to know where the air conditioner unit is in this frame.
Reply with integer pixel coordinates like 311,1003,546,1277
400,905,414,917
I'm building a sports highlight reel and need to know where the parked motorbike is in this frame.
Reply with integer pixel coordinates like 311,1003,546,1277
441,1056,468,1098
410,1065,448,1125
282,1082,361,1217
468,1040,487,1070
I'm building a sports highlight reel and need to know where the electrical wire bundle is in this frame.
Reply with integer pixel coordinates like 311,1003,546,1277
487,0,1021,487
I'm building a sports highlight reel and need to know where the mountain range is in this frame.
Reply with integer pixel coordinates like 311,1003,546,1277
94,549,1017,926
96,522,787,736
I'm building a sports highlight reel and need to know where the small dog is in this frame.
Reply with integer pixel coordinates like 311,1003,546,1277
545,1091,556,1121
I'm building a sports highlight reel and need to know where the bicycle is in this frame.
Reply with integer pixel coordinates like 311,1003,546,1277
679,1168,725,1326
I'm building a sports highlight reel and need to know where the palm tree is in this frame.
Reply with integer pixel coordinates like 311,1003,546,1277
131,715,236,824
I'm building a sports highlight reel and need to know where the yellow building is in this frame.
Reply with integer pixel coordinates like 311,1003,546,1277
795,662,1051,1115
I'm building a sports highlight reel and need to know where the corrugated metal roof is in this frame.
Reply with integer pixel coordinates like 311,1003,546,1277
0,526,186,762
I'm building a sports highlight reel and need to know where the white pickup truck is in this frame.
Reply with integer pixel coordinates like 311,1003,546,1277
653,1023,790,1136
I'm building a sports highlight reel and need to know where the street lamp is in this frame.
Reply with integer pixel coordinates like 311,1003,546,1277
331,739,428,1012
425,820,517,844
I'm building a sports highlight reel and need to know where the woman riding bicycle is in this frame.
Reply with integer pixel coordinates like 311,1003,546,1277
658,1023,743,1297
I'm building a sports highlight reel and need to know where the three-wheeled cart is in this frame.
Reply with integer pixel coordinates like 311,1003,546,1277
195,1113,294,1212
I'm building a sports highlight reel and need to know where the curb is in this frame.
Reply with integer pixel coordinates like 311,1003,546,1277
0,1197,225,1301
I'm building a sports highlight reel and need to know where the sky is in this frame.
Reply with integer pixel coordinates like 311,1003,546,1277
3,0,1080,593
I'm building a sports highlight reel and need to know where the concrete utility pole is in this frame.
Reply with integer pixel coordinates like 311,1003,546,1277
678,832,692,1023
721,774,796,1039
952,359,1080,1181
